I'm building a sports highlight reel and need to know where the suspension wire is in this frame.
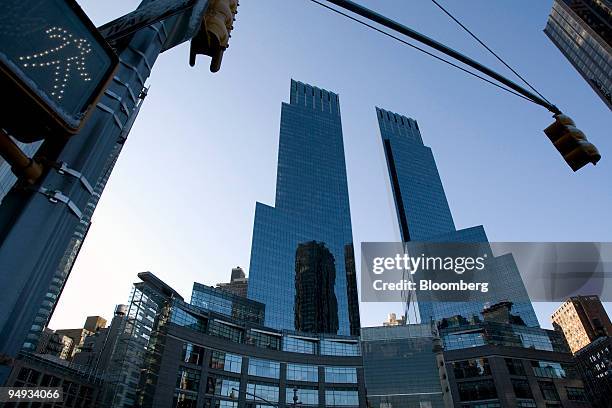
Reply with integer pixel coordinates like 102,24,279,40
308,0,535,105
429,0,553,106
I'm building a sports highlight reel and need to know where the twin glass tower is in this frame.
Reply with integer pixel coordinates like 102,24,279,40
248,80,360,336
247,80,537,334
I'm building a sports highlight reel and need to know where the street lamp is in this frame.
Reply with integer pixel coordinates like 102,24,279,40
229,387,300,407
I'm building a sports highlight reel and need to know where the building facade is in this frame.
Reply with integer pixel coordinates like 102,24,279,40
72,305,128,377
53,314,108,361
216,267,249,298
552,295,612,353
361,324,450,408
3,352,106,407
376,108,538,327
294,241,339,334
544,0,612,110
440,303,590,408
247,80,360,336
98,272,365,408
551,296,612,407
36,328,74,360
191,282,265,325
573,336,612,408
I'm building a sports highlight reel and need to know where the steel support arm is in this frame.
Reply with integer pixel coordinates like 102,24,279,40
324,0,561,114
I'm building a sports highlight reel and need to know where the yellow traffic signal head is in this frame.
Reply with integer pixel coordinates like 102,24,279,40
189,0,239,72
544,114,601,172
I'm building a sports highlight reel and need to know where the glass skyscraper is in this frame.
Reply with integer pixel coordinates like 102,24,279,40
247,80,360,336
377,107,538,327
544,0,612,110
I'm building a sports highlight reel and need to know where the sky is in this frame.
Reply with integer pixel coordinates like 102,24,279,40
51,0,611,331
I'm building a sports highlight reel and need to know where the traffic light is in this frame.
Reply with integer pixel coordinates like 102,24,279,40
189,0,239,72
544,114,601,172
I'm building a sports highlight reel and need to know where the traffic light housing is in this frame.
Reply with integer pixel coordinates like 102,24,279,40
544,114,601,172
189,0,238,72
0,0,118,142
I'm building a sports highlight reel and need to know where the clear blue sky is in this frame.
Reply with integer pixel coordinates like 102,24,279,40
51,0,611,330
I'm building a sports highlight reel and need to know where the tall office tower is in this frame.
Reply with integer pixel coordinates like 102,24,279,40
552,295,612,353
294,241,339,334
248,80,360,336
377,107,538,327
216,266,249,297
544,0,612,110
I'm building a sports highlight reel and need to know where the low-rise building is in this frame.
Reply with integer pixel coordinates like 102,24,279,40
440,302,590,407
72,305,127,376
382,313,405,327
36,327,74,360
55,315,108,360
3,352,106,407
104,272,366,408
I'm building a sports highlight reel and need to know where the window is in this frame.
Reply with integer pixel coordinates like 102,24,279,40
182,343,204,366
283,336,317,354
174,391,197,408
209,321,244,343
453,359,491,379
531,361,575,379
246,383,279,403
204,398,239,408
325,389,359,406
442,330,487,350
320,340,360,356
511,379,533,399
468,403,500,408
176,367,200,392
288,387,318,406
505,359,526,376
565,387,587,402
210,351,242,373
206,376,240,397
248,358,280,379
458,380,497,401
248,330,281,350
171,308,207,333
516,401,536,408
286,364,318,382
538,382,560,401
324,367,357,384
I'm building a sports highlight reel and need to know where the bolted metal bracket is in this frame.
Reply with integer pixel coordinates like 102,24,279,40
54,162,95,195
35,187,83,219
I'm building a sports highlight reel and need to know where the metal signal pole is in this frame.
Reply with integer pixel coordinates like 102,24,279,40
0,0,238,384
